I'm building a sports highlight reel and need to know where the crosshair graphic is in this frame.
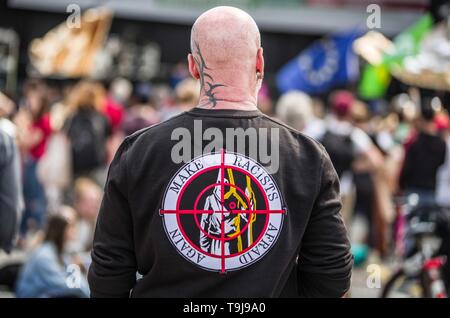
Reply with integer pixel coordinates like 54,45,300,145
160,149,286,273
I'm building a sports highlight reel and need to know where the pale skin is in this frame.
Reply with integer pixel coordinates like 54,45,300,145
187,6,264,111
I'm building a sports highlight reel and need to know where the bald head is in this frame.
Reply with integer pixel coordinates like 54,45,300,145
188,6,264,108
191,6,261,65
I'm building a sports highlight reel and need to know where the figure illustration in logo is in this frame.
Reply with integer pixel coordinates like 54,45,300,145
199,169,257,255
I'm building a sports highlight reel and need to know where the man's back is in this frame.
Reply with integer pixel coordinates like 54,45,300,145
88,108,352,297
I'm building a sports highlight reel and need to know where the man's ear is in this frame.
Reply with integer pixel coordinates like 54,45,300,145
188,53,200,79
256,47,265,78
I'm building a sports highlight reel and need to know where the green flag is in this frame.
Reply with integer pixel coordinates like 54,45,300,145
358,63,390,100
358,13,433,99
387,13,434,67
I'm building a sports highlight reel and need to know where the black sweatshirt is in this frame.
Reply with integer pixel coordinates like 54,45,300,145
88,108,353,298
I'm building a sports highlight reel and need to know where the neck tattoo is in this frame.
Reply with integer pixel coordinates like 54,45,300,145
193,42,226,108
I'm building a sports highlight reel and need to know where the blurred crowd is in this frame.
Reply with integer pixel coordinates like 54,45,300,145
1,66,450,297
276,89,450,262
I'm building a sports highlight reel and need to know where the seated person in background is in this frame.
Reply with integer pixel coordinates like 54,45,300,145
15,208,89,298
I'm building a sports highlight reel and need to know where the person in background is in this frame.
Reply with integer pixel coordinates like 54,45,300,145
160,78,200,121
15,209,89,298
169,61,190,88
175,78,200,111
152,84,176,116
94,81,126,166
391,93,418,145
310,91,383,262
399,98,447,207
64,81,111,185
0,91,17,136
305,91,383,177
66,178,102,254
103,79,127,133
15,80,52,236
257,82,274,116
122,83,160,136
436,112,450,207
351,101,393,256
0,92,23,253
275,90,324,136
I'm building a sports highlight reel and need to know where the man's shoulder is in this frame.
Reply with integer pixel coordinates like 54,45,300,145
120,111,326,160
125,112,187,145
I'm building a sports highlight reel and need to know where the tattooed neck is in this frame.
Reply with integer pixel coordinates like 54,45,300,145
193,42,226,108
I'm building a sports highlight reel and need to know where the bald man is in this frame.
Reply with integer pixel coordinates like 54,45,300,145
88,6,352,297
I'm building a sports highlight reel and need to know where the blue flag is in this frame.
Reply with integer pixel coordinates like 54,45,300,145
276,30,361,95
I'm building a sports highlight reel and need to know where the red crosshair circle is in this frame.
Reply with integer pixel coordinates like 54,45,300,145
192,182,254,241
160,149,286,273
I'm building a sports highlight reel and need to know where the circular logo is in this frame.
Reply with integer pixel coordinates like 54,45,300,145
160,150,286,273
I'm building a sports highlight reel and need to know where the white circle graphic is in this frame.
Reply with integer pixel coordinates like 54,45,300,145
160,151,286,273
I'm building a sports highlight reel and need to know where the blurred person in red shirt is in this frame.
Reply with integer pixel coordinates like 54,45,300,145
101,79,127,133
15,80,52,237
